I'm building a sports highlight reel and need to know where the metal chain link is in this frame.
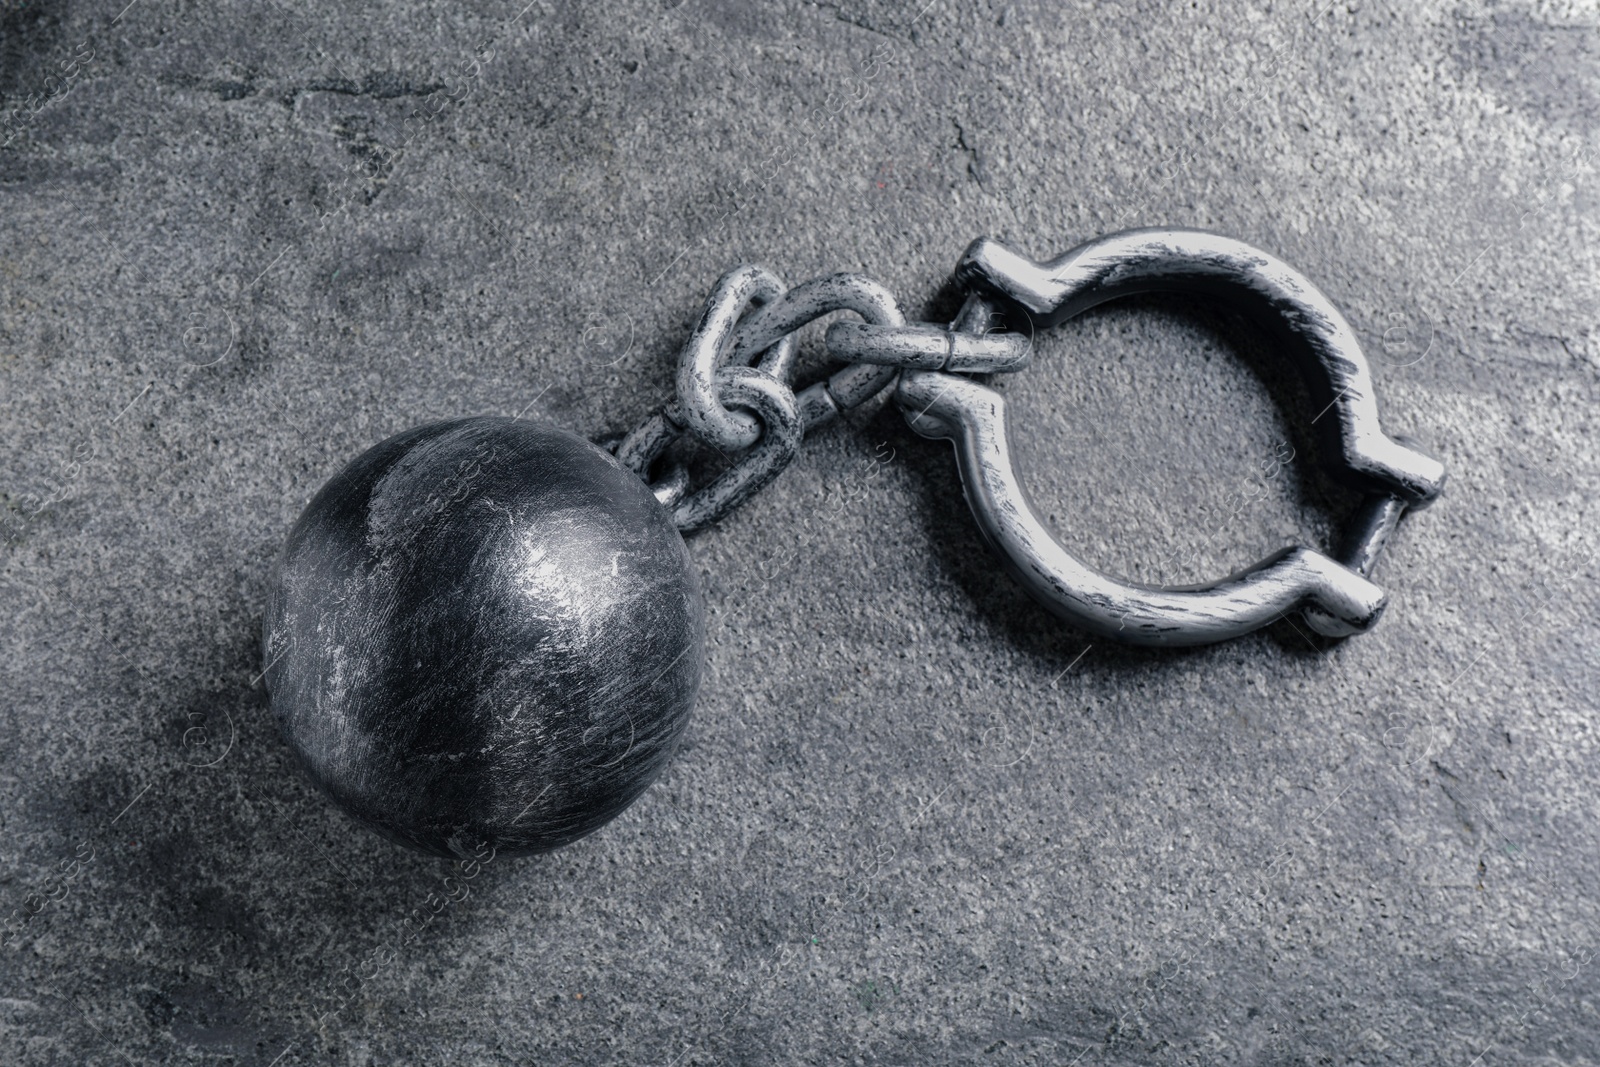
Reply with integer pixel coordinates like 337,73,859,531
611,265,1032,532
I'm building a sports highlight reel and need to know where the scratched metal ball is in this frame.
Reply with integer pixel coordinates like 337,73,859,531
263,416,704,858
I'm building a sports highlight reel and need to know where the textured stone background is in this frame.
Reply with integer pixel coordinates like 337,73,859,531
2,0,1598,1063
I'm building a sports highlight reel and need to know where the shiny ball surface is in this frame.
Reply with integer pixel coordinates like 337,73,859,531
263,417,704,858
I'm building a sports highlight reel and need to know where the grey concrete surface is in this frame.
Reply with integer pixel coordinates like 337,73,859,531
2,0,1598,1063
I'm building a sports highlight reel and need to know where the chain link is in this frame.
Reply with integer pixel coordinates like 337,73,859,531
612,264,1027,532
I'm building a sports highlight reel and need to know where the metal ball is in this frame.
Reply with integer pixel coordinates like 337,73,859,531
263,417,705,858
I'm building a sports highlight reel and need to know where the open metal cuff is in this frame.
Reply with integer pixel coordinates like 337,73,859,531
896,228,1446,647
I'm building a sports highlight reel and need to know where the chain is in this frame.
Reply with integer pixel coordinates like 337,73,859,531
611,265,1032,532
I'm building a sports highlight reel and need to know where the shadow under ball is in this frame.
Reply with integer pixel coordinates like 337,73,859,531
263,417,705,858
